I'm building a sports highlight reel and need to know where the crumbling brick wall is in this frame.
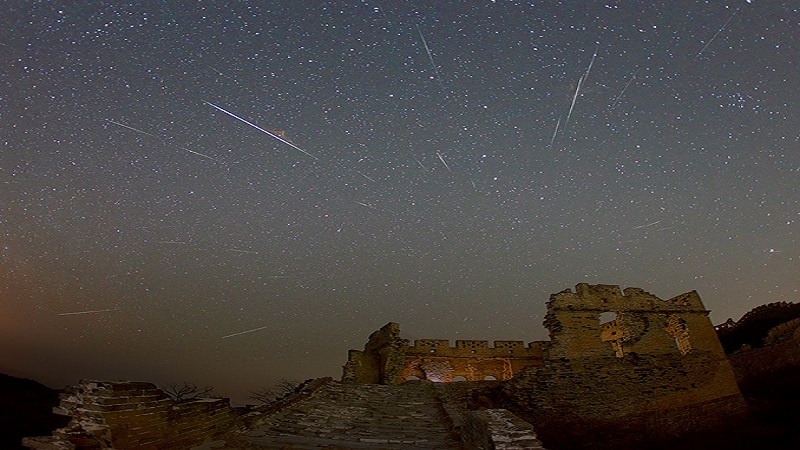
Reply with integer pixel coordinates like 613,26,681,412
23,380,242,449
343,324,543,384
401,339,543,382
502,284,746,446
342,322,409,384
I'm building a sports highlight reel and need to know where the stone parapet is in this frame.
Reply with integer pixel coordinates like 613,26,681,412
23,380,242,449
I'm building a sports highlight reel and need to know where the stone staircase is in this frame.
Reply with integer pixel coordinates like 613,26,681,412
230,380,463,449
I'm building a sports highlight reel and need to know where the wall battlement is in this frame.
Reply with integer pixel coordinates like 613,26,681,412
548,283,707,313
342,283,747,445
407,339,542,358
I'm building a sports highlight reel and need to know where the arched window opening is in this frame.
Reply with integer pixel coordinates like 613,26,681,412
484,375,498,381
406,376,421,381
452,376,467,382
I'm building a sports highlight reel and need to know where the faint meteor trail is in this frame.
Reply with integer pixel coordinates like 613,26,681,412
226,248,259,254
633,220,663,230
436,152,452,173
416,24,446,91
582,47,598,84
221,325,269,339
107,119,218,161
355,201,376,209
173,144,218,161
106,119,158,138
610,68,640,108
58,308,117,316
203,101,318,160
412,155,427,171
549,116,561,150
357,171,378,184
695,5,742,59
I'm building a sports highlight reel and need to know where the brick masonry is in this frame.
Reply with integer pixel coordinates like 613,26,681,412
344,284,748,446
23,380,242,450
24,283,769,449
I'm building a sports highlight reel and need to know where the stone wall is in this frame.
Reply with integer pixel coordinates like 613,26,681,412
343,284,747,446
401,339,543,382
342,322,409,384
502,284,747,447
343,324,544,384
23,380,242,450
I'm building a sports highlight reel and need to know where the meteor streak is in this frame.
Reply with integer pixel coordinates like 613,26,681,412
633,220,663,230
610,68,640,109
58,308,117,316
436,152,452,173
357,171,377,184
564,48,598,132
106,119,218,161
549,116,561,150
355,201,376,209
416,24,445,91
221,325,269,339
226,248,259,254
106,119,158,138
564,74,583,131
695,5,742,59
412,155,427,171
203,101,318,160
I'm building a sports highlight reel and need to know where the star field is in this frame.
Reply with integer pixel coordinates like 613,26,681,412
1,1,798,403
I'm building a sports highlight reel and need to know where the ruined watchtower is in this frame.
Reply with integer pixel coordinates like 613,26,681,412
343,283,746,444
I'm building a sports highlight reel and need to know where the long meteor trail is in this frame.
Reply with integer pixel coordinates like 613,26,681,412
58,308,117,316
416,24,445,92
106,119,218,161
203,101,318,160
221,325,270,339
695,5,742,59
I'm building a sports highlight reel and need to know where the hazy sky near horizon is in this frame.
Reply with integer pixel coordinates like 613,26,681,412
1,0,798,402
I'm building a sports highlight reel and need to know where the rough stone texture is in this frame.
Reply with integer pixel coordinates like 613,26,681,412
344,284,747,448
501,284,747,447
223,380,464,449
342,322,410,385
23,381,242,450
463,409,546,450
727,316,800,384
343,325,543,384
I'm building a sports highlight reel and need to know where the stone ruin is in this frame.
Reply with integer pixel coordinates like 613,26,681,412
343,283,748,446
27,283,772,449
342,323,544,384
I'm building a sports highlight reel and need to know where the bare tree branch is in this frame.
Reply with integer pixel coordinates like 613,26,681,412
249,379,300,405
161,382,216,402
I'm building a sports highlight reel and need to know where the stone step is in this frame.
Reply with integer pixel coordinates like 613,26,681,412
234,381,463,449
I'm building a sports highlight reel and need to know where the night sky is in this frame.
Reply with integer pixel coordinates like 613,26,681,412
1,1,798,403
